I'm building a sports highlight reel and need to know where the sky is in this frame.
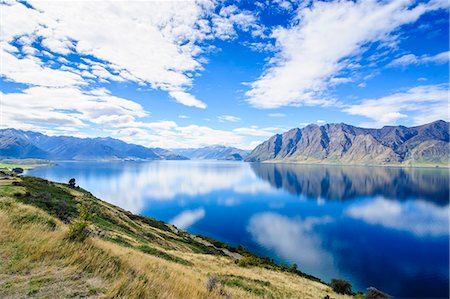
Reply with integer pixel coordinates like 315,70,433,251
1,0,449,149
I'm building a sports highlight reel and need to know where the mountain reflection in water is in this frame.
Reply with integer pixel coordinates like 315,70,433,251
250,163,449,204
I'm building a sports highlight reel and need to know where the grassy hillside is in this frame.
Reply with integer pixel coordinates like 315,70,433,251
0,174,354,299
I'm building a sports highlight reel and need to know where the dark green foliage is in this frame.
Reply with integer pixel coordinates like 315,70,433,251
137,245,192,266
68,178,76,188
12,167,24,174
13,177,77,222
366,287,391,299
330,278,352,295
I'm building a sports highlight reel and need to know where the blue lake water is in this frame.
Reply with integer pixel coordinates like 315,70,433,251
26,160,449,298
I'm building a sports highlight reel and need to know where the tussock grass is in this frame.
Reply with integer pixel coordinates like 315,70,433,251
0,175,353,298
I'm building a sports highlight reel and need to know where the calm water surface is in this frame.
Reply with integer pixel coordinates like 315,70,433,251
27,161,449,298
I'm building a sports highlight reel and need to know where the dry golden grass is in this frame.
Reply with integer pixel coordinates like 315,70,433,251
0,177,353,299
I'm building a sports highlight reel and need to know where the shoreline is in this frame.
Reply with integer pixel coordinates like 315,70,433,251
13,157,449,169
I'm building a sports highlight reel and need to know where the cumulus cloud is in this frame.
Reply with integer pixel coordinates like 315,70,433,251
1,0,262,112
346,197,449,237
1,0,214,108
343,84,449,127
2,86,147,130
246,0,448,108
387,51,449,68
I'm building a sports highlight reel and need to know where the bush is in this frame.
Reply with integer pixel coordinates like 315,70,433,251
330,278,352,295
367,287,391,299
66,219,90,242
66,198,93,242
237,256,262,267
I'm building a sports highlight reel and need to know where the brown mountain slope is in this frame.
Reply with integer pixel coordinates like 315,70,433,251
246,120,449,166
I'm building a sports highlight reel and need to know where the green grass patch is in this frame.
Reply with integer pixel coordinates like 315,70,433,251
137,245,192,266
106,235,133,248
216,274,271,297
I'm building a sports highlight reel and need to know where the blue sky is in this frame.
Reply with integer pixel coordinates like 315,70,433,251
1,0,448,149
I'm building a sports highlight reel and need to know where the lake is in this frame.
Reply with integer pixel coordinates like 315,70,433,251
26,160,449,298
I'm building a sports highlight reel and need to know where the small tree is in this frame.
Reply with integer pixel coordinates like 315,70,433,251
330,278,352,295
68,178,76,188
12,167,24,174
66,197,94,242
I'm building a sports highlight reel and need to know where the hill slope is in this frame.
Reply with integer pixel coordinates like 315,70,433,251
0,173,351,299
246,120,449,166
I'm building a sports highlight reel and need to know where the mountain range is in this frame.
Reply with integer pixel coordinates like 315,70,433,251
174,146,250,161
246,120,449,166
0,129,245,161
1,120,448,165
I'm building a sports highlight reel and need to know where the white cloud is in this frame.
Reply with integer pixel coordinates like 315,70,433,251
346,197,449,237
1,49,84,87
178,115,189,119
233,125,281,137
268,113,286,117
246,0,448,108
1,86,147,130
170,208,205,229
316,119,326,124
343,84,449,127
218,115,241,122
1,0,249,109
387,51,450,68
110,122,254,149
168,90,206,109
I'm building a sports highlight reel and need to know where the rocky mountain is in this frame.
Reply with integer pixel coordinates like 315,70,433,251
0,129,187,161
246,120,449,166
174,145,249,160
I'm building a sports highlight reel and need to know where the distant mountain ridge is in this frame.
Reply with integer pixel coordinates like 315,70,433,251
174,145,250,160
0,129,182,161
0,129,249,161
246,120,449,166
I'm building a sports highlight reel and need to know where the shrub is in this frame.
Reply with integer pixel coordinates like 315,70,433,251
367,287,391,299
237,256,262,267
66,198,94,242
66,219,90,242
330,278,352,295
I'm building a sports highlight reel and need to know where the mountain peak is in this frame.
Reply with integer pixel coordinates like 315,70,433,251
246,120,449,165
